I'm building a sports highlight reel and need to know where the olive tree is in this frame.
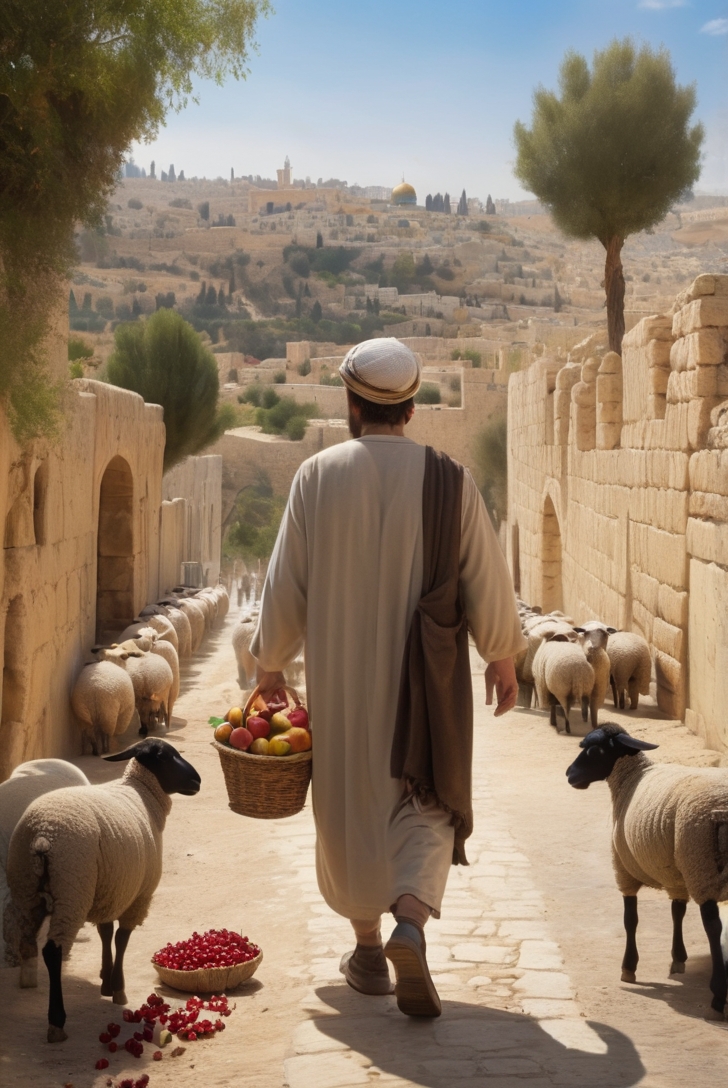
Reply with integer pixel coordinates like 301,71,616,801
106,310,236,471
514,40,703,353
0,0,269,439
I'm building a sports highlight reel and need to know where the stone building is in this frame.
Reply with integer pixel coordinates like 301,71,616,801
1,347,222,777
507,274,728,753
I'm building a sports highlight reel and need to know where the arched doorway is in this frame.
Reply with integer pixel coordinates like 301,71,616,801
96,456,134,642
542,495,563,612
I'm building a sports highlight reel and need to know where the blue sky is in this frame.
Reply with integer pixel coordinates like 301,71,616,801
131,0,728,200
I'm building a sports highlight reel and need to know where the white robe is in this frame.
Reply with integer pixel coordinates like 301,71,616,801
251,436,525,921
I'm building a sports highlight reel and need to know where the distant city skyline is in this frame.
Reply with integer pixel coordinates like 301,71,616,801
131,0,728,200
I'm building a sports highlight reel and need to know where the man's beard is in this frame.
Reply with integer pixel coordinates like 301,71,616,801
348,408,362,438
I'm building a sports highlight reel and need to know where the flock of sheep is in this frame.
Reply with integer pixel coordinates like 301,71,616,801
515,599,652,733
0,581,239,1042
71,585,230,754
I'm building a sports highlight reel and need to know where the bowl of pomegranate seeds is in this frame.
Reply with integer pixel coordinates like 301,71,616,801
151,928,262,993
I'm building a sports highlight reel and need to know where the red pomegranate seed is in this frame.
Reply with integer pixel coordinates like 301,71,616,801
95,1058,109,1069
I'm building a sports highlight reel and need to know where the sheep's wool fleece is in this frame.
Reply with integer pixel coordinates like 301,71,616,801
6,761,171,952
251,436,525,921
610,755,728,903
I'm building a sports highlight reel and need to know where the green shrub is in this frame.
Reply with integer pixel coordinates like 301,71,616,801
463,349,481,367
273,370,286,384
128,198,143,210
285,415,306,440
240,383,263,406
297,358,311,377
68,336,94,361
261,387,280,409
475,414,507,528
69,361,84,378
225,481,287,561
255,394,314,438
320,371,343,387
415,382,441,405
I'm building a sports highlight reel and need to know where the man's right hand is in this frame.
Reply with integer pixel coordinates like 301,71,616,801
485,658,518,717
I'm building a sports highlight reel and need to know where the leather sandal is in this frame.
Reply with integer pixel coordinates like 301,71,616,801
384,920,441,1017
339,944,395,996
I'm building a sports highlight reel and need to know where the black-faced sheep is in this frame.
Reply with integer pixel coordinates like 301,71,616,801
607,631,652,710
567,723,728,1019
4,739,200,1041
1,760,90,963
533,635,594,733
71,650,137,755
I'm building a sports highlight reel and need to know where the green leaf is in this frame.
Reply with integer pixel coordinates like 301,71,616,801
208,716,226,727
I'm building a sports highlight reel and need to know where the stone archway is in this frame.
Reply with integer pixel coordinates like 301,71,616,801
96,456,134,641
542,495,563,612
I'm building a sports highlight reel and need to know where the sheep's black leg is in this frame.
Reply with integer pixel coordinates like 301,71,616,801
619,690,626,710
110,926,132,1005
699,899,727,1017
98,922,115,995
549,701,558,728
628,678,640,710
610,674,618,707
621,895,639,983
563,699,572,735
517,682,532,708
582,695,591,723
670,899,688,974
42,939,67,1042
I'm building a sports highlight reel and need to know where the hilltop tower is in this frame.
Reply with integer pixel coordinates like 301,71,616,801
277,156,292,189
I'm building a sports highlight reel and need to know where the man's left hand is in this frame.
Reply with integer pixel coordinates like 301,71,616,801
485,658,518,717
256,668,287,701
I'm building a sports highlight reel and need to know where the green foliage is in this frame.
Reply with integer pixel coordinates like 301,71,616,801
69,361,85,378
415,382,441,405
68,337,94,362
0,0,269,442
225,481,286,561
451,348,482,367
128,198,144,210
273,370,286,384
240,383,264,407
297,358,312,377
255,394,315,439
106,308,232,471
475,414,508,528
320,370,343,387
514,39,703,350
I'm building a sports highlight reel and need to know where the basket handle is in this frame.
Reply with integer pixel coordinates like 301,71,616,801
244,683,302,718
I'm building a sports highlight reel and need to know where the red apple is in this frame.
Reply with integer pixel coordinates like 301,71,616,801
247,715,270,740
288,707,309,730
229,726,253,751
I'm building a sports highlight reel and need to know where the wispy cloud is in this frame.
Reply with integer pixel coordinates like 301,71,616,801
638,0,686,9
701,17,728,33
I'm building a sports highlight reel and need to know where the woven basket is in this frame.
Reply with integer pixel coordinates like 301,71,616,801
213,684,312,819
152,951,262,993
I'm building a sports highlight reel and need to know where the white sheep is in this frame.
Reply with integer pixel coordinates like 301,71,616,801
4,739,200,1041
574,621,616,728
232,617,257,688
567,722,728,1019
119,612,179,654
173,597,206,651
71,651,137,755
135,627,180,725
533,635,595,734
518,618,578,707
607,631,652,710
1,760,90,964
124,652,174,735
157,603,192,658
213,583,229,620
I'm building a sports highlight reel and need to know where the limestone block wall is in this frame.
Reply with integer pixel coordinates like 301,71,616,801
214,364,509,524
0,380,165,778
161,456,223,589
507,274,728,752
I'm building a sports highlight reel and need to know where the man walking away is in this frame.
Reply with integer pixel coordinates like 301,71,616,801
252,338,525,1017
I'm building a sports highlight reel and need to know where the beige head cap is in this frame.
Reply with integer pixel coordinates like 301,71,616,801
339,337,422,404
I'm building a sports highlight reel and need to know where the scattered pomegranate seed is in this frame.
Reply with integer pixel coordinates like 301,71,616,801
95,1058,109,1070
153,1050,163,1061
107,1041,118,1053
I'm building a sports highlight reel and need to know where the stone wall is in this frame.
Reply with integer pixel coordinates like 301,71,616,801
0,380,165,777
161,456,223,589
214,362,508,523
507,274,728,752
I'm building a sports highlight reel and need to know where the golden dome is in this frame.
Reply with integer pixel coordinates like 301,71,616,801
391,181,417,205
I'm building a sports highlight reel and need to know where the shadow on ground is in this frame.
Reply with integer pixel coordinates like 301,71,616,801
295,985,646,1087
